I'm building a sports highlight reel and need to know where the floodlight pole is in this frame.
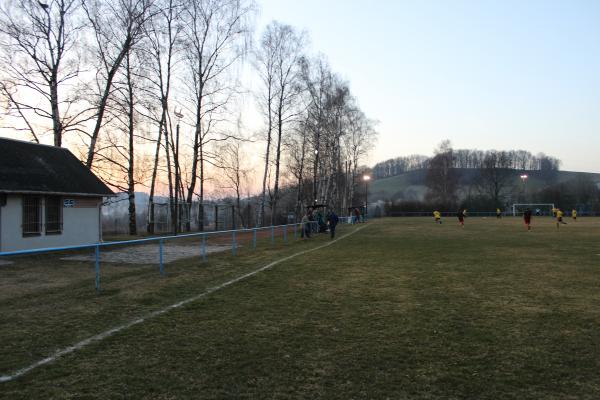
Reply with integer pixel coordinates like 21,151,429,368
174,120,180,234
520,174,528,203
313,149,319,206
365,181,368,221
363,175,371,222
173,108,184,235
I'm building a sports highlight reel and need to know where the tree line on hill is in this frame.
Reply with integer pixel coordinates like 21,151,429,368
0,0,377,235
373,144,560,180
381,140,600,213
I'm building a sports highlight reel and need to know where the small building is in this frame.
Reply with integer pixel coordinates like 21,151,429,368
0,138,114,252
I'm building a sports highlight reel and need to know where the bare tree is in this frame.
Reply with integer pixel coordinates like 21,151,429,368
0,0,85,146
93,44,148,235
320,80,350,211
301,56,347,209
254,21,277,226
286,120,310,217
426,140,458,207
82,0,154,168
343,109,376,209
476,150,513,206
219,141,249,226
123,47,138,234
181,0,254,231
256,21,305,224
142,0,183,234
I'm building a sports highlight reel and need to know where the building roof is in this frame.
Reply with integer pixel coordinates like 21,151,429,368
0,138,114,197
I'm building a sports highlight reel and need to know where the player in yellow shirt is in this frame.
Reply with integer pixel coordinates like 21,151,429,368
552,207,558,218
496,208,502,219
572,209,577,221
433,210,442,224
556,209,567,229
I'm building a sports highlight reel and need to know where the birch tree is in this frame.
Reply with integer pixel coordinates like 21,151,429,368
181,0,254,231
256,21,305,224
299,55,332,206
254,22,277,226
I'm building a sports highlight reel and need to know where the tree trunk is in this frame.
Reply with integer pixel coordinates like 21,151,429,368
146,111,165,234
198,140,205,231
296,128,307,219
259,84,273,227
271,99,284,225
86,34,132,168
186,98,202,232
126,50,137,235
164,118,174,234
49,71,62,147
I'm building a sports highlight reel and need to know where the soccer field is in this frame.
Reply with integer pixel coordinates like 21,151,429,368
3,217,600,399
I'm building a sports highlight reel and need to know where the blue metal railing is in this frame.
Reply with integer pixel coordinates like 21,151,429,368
0,221,327,292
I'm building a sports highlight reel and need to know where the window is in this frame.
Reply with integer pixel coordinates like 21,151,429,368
45,196,63,234
22,196,41,236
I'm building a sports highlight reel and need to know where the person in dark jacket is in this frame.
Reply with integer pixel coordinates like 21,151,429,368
327,211,339,239
353,208,361,224
316,211,327,233
457,209,466,228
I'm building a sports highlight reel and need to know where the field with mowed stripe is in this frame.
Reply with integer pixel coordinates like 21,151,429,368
3,217,600,399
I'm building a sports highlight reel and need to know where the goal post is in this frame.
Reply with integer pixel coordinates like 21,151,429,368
512,203,555,217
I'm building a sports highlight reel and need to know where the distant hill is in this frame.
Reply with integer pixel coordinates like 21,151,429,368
370,169,600,203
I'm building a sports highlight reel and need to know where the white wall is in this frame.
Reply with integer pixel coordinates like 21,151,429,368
0,195,102,252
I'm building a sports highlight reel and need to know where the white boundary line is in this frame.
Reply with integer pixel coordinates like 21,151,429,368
0,225,366,383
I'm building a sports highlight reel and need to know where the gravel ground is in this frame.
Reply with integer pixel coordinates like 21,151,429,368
62,243,233,265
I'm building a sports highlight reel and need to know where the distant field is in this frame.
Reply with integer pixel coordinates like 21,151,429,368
2,217,600,398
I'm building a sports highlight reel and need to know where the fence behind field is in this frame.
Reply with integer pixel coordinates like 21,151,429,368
103,199,295,235
388,211,600,217
389,211,502,217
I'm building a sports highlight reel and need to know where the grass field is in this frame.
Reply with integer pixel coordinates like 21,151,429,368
2,217,600,399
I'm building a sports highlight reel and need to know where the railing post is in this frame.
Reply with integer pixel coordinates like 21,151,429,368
159,239,164,275
215,205,219,232
271,225,275,245
95,244,100,292
231,205,236,230
294,223,297,240
202,235,207,262
252,228,257,249
283,224,287,243
232,230,237,256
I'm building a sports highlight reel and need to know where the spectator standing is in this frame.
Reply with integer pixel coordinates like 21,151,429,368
353,208,361,224
301,212,311,239
327,211,339,239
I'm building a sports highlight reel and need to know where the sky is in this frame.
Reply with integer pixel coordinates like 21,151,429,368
256,0,600,172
